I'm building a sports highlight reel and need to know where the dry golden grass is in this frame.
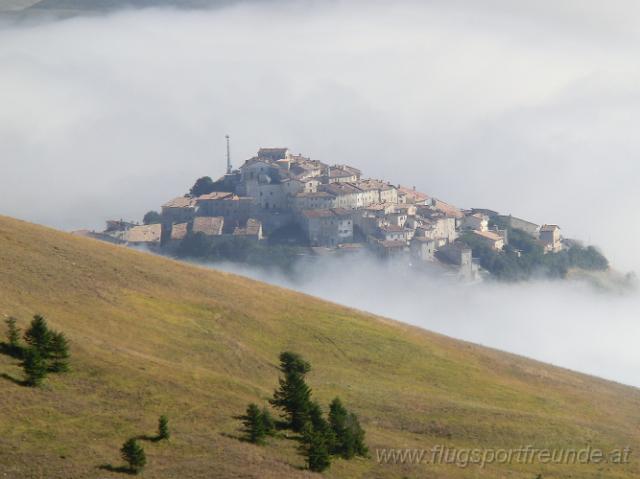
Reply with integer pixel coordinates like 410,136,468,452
0,215,639,478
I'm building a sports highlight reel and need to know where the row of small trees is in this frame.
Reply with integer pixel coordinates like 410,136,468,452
117,415,170,474
4,315,70,386
240,352,367,472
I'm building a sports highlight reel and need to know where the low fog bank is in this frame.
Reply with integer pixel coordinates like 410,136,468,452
209,254,640,388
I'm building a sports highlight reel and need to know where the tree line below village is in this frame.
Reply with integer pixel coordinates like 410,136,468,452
461,218,609,281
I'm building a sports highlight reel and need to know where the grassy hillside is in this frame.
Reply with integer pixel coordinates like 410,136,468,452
0,215,639,479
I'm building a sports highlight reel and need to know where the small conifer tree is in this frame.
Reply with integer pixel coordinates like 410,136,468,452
22,348,47,387
270,352,312,432
346,412,368,458
261,407,276,436
48,331,70,373
329,397,368,458
301,423,331,472
24,315,52,358
158,415,170,440
121,438,146,474
241,403,267,444
5,317,21,349
308,401,335,449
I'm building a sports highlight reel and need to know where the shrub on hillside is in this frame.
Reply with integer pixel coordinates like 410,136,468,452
120,438,146,474
300,422,332,472
158,415,170,440
48,331,70,373
241,404,267,444
5,317,21,349
21,348,47,387
3,317,23,357
329,397,368,459
20,315,70,385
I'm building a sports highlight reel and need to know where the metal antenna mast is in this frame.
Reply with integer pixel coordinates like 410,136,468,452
225,134,232,174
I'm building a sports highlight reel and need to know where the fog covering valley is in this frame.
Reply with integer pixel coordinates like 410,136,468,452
210,254,640,388
2,1,640,386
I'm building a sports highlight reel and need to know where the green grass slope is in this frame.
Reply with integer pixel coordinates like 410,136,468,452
0,215,639,478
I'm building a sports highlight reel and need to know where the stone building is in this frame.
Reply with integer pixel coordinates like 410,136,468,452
471,230,504,250
161,196,198,244
353,179,398,205
257,147,289,162
498,215,540,237
377,224,414,242
196,193,254,223
300,208,353,247
461,212,489,232
436,242,478,279
411,237,437,262
318,183,364,209
325,165,361,183
539,224,562,252
291,191,336,211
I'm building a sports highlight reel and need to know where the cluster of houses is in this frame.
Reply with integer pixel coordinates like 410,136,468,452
82,147,564,279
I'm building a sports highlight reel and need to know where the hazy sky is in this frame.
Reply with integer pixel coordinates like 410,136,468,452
1,1,639,269
2,1,640,385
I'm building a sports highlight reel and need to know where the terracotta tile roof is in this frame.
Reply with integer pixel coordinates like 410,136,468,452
397,185,430,203
162,196,196,208
196,192,233,201
355,179,394,191
432,199,463,218
472,230,503,242
329,168,355,178
126,224,161,243
540,224,560,232
193,216,224,236
319,183,361,196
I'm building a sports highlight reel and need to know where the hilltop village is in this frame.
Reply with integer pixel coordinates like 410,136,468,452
79,147,587,281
